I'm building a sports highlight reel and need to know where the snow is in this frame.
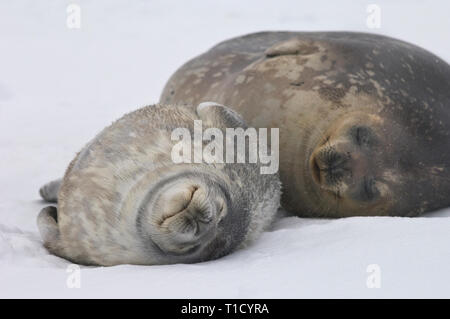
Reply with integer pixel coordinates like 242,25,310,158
0,0,449,298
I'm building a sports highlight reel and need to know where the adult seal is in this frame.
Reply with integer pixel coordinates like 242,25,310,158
38,103,280,266
161,31,450,217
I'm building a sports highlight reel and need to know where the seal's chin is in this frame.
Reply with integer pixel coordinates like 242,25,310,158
308,151,333,198
307,130,330,189
310,153,322,186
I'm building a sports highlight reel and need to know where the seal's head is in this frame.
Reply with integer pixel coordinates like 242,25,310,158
302,105,450,217
303,111,403,217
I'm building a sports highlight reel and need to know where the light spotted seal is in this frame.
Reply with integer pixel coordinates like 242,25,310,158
161,31,450,217
38,103,281,266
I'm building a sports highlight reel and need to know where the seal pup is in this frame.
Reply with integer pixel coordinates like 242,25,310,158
161,31,450,217
38,103,281,266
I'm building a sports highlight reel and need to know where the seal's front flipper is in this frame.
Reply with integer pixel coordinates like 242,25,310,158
264,38,319,57
37,206,60,252
197,102,247,129
39,178,62,203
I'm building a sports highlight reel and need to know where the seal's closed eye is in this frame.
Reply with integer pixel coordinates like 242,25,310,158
350,126,374,147
360,176,379,202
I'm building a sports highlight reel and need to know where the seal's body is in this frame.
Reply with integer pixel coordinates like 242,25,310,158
38,103,280,266
161,31,450,217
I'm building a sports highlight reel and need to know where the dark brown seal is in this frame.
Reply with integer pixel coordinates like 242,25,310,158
161,31,450,217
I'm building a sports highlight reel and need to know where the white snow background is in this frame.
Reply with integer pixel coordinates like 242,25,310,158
0,0,449,298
